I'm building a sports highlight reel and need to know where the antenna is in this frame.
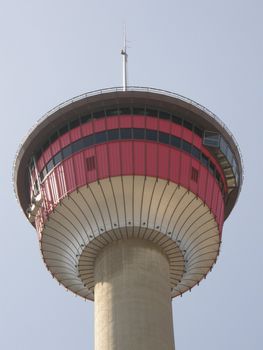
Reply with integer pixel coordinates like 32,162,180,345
121,26,128,91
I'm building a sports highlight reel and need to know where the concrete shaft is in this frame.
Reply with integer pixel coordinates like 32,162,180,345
94,239,175,350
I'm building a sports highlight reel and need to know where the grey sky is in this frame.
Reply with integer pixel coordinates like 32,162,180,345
0,0,262,349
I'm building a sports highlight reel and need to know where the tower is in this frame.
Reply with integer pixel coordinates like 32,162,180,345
14,86,242,349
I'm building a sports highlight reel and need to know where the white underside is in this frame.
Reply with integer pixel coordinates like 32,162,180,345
41,176,220,298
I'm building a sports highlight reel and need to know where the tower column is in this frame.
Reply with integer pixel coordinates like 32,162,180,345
94,239,175,350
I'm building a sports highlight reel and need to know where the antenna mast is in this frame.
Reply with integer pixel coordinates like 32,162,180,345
121,27,128,91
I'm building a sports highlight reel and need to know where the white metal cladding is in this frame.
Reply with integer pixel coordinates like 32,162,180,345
40,176,220,299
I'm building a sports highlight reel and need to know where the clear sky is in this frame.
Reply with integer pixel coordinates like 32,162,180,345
0,0,262,349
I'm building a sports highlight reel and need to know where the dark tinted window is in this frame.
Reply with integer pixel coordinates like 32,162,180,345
159,111,170,120
106,109,119,116
54,152,62,165
47,159,54,173
172,115,182,125
69,119,80,129
159,132,170,144
201,153,209,167
81,114,91,124
50,131,59,143
183,120,192,131
108,129,119,140
120,128,132,139
62,145,72,159
191,146,201,160
194,126,203,138
83,135,94,147
41,167,47,181
146,129,157,141
171,135,181,148
59,124,69,136
182,140,191,153
95,131,107,143
72,138,84,152
145,108,158,117
209,161,215,175
119,107,131,115
42,140,50,151
93,110,105,119
133,128,145,139
133,107,145,115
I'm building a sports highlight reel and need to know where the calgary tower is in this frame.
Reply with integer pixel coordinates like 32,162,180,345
14,44,242,349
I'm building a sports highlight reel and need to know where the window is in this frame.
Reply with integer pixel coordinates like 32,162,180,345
194,126,203,138
106,108,119,116
133,128,145,139
72,139,84,152
171,135,181,148
146,129,157,141
93,110,105,119
83,135,94,147
81,114,91,124
59,124,69,136
95,131,107,143
69,119,80,129
108,129,119,140
54,152,62,165
50,131,59,143
159,111,170,120
62,144,72,159
191,146,201,160
47,159,54,173
132,107,145,115
183,120,192,131
172,115,182,125
201,153,209,167
86,156,96,171
145,108,158,117
203,131,220,148
119,107,131,115
182,140,191,153
120,128,132,139
159,132,170,144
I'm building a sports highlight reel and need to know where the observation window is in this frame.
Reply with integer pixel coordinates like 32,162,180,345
171,135,181,148
59,124,69,136
95,132,107,143
69,119,80,129
159,132,170,144
191,146,201,160
146,129,157,141
72,139,84,153
183,120,193,131
203,131,220,148
93,110,105,119
120,128,132,139
108,129,119,140
81,114,91,124
54,152,62,165
182,140,191,153
133,128,145,139
159,111,170,120
62,144,72,159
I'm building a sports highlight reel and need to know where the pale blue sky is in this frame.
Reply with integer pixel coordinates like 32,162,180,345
0,1,262,349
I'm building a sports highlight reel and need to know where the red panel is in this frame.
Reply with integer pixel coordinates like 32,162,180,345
158,145,169,179
132,115,145,128
106,116,119,130
43,148,52,164
197,165,208,203
37,156,45,172
146,143,157,177
63,158,76,193
171,124,182,138
94,118,106,133
60,132,71,148
70,127,81,142
182,128,193,143
133,142,145,175
119,115,132,128
108,143,121,177
73,153,86,188
96,144,109,179
120,142,133,175
169,149,180,183
193,134,202,148
180,153,191,189
81,122,93,137
50,139,61,155
205,172,214,208
189,158,200,195
158,119,170,133
146,116,158,130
